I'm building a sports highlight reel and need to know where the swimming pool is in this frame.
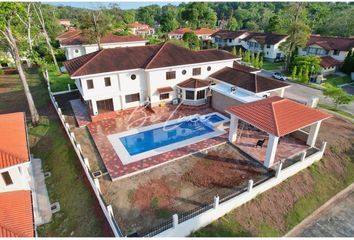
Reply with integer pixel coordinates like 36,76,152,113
108,112,229,165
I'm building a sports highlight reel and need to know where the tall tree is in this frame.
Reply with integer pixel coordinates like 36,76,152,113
33,3,60,73
0,3,40,124
181,2,217,29
182,32,200,50
266,15,282,33
227,16,238,31
160,5,179,33
15,3,34,53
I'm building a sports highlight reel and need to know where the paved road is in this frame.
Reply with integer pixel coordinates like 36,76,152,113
292,187,354,237
259,70,354,115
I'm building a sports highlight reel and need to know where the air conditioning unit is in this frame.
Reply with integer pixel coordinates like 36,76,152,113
172,99,179,105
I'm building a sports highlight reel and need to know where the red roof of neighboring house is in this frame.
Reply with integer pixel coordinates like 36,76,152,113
168,28,191,35
211,30,248,39
210,67,289,93
177,78,210,89
226,96,331,137
128,23,149,28
233,62,260,73
64,42,235,77
0,112,29,169
60,33,146,46
320,56,343,68
306,35,354,51
56,29,81,40
0,190,34,237
243,32,288,45
168,28,217,36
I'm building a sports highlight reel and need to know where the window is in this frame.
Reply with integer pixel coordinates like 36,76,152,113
87,79,94,89
229,39,232,43
267,44,271,48
131,74,136,80
104,77,111,87
182,69,187,75
125,93,140,103
207,66,211,71
160,93,169,100
196,89,206,99
1,172,13,186
333,50,340,56
166,71,176,80
192,67,201,76
185,90,194,100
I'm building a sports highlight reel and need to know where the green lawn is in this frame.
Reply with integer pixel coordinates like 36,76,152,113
262,61,284,71
0,69,107,237
47,67,76,93
321,74,352,87
319,104,354,120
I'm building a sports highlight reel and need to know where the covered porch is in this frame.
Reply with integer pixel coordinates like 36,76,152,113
226,96,331,168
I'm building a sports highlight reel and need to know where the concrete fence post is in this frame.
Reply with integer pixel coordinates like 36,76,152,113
83,158,91,170
172,214,178,228
247,179,254,192
68,84,71,91
213,195,220,209
94,178,101,193
107,205,114,217
321,141,327,153
76,144,82,154
70,132,76,141
54,101,58,109
65,123,70,131
300,151,307,162
276,162,283,178
57,107,62,115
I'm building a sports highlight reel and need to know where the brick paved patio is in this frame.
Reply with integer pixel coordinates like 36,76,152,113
86,104,228,180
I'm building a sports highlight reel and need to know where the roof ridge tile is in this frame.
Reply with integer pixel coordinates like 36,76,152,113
70,49,105,76
144,42,168,69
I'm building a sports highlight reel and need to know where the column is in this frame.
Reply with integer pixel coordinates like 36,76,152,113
264,134,279,168
91,100,98,115
306,121,321,147
228,114,239,143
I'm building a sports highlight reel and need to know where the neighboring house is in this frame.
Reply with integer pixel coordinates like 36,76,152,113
168,28,217,40
211,30,288,62
59,33,148,60
59,19,71,29
209,63,290,113
0,112,35,237
298,35,354,76
63,42,237,115
128,23,154,35
56,28,81,42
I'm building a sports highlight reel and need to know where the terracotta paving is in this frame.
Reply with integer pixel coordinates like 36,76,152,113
86,104,228,180
70,99,91,127
234,125,308,165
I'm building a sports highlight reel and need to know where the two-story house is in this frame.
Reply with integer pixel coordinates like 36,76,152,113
127,23,155,36
168,28,217,40
59,32,148,60
298,35,354,75
63,42,237,115
211,30,288,62
0,112,35,237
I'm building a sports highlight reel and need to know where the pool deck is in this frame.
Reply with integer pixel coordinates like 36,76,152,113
86,104,228,180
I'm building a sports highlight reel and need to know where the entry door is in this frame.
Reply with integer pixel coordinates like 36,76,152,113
96,99,114,113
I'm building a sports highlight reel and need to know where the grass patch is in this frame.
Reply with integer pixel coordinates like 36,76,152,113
47,66,76,93
321,74,352,87
262,61,284,71
319,104,354,119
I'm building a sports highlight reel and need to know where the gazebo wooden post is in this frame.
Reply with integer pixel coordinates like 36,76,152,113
264,134,279,168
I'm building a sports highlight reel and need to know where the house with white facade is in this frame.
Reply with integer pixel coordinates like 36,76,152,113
59,32,147,60
212,30,288,62
298,35,354,75
0,112,35,237
59,19,71,29
63,42,237,115
168,28,217,40
127,23,155,36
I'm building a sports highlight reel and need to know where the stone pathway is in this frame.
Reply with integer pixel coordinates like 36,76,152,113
70,99,91,127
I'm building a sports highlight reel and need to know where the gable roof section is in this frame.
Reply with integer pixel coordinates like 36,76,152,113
177,78,210,89
320,56,343,68
243,32,287,45
64,42,235,77
0,190,34,237
194,28,217,35
210,67,289,93
307,35,354,51
60,33,146,46
233,62,260,73
0,112,29,169
211,30,247,39
56,29,81,40
128,23,149,28
226,96,331,137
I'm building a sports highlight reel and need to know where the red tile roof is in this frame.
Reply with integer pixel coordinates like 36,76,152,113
157,87,174,93
0,190,34,237
307,35,354,51
168,28,191,35
169,28,217,36
320,56,343,68
128,23,149,28
64,42,235,77
60,33,146,46
56,29,81,40
210,67,289,93
177,78,210,89
211,30,248,39
233,62,260,73
243,32,287,45
0,112,29,169
226,96,331,137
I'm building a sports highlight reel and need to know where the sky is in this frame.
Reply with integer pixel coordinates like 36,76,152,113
48,2,181,10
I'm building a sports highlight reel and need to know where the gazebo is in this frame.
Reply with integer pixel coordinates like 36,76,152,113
226,96,331,168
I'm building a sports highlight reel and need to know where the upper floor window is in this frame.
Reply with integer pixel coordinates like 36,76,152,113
1,172,13,186
182,70,187,75
267,44,271,48
166,71,176,80
333,50,340,56
87,79,94,89
104,77,111,87
192,67,201,76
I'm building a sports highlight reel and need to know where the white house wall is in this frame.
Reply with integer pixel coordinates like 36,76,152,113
0,162,31,193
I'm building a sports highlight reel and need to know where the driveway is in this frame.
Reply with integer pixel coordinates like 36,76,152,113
259,70,354,115
287,184,354,237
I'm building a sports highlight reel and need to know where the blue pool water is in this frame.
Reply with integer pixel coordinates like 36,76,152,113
120,118,215,156
202,114,224,124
